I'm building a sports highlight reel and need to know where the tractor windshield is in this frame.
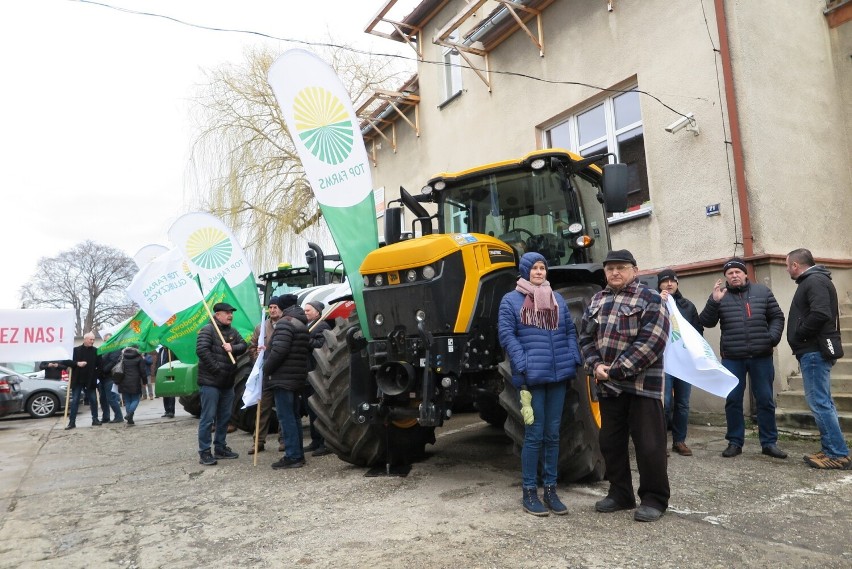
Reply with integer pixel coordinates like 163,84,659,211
438,166,610,265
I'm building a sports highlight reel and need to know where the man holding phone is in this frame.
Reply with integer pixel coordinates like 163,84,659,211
700,257,787,459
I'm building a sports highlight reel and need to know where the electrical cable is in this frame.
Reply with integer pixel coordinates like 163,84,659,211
71,0,698,119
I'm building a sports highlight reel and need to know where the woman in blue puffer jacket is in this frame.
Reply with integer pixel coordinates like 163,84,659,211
498,252,583,517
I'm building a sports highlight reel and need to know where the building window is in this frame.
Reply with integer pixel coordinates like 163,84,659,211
441,36,463,102
545,88,649,212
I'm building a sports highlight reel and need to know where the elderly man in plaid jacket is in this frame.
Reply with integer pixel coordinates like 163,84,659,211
579,249,670,523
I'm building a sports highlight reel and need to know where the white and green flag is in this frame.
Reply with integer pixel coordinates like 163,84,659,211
267,49,379,336
168,212,263,326
126,247,204,326
663,296,738,398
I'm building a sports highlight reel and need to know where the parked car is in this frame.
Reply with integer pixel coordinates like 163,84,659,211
0,367,25,418
0,365,66,419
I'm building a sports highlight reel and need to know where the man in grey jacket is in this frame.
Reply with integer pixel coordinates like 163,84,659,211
700,258,786,459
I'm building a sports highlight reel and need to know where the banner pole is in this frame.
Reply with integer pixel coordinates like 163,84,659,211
63,368,72,422
201,302,236,364
253,375,263,467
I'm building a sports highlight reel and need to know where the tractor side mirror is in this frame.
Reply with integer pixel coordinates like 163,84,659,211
602,163,629,213
384,207,403,245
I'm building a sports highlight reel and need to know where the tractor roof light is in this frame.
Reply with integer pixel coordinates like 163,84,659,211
530,158,547,170
433,180,446,191
575,235,595,249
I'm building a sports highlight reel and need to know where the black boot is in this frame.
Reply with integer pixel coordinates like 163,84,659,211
126,412,135,426
64,423,76,430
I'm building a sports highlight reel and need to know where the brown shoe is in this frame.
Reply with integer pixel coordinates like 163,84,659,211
248,444,265,455
672,442,693,456
227,424,237,434
278,442,285,452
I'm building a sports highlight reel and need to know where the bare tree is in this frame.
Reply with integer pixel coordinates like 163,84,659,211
188,43,409,273
20,241,137,336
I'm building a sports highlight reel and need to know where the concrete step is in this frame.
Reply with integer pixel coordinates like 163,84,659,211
775,407,852,435
786,374,852,392
777,391,852,413
834,359,852,375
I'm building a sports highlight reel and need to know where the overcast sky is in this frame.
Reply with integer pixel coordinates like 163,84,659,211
0,0,414,309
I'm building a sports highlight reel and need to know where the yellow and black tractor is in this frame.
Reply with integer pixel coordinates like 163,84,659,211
307,149,628,480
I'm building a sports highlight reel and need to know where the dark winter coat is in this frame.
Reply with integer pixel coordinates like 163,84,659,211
64,345,98,389
97,350,121,380
307,318,331,371
670,290,704,336
263,307,311,392
498,288,583,389
196,320,248,389
116,347,147,395
787,265,841,357
699,281,785,359
39,361,68,380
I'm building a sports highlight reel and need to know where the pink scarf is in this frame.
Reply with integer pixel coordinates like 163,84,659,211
515,278,559,330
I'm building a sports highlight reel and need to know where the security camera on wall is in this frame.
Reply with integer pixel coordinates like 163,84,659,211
665,113,699,136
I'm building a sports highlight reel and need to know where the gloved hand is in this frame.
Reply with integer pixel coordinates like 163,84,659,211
519,388,534,425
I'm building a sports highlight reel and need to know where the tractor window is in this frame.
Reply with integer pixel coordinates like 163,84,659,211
439,169,578,266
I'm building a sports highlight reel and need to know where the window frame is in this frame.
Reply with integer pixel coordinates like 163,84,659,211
542,86,652,223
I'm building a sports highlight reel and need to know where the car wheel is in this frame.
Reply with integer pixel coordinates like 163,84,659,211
27,392,60,418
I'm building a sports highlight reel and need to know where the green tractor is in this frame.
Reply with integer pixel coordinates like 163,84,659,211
307,149,628,481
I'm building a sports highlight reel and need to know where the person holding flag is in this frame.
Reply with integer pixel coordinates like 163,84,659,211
657,269,703,457
196,302,248,466
246,296,285,455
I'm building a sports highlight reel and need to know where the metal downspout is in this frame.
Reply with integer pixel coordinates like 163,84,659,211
714,0,755,263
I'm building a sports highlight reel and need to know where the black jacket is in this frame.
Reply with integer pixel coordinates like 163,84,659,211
116,347,147,395
670,290,704,336
263,307,311,392
787,265,841,356
196,320,248,389
63,345,99,389
307,318,331,371
98,350,121,380
39,361,68,380
700,281,785,359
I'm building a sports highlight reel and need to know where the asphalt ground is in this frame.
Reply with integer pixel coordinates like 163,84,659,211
1,398,851,569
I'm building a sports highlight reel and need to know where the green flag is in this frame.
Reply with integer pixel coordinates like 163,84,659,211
268,49,380,338
97,311,160,355
155,279,256,364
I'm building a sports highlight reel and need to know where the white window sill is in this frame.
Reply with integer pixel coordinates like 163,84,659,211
607,205,653,225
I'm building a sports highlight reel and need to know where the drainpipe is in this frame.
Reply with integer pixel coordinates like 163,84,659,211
714,0,755,262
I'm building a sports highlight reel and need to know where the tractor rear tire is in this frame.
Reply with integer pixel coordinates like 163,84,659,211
307,314,435,466
499,361,604,482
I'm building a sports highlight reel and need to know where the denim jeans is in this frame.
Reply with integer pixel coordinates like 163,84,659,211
521,381,566,488
124,393,141,417
274,388,304,461
722,356,778,448
69,385,98,424
664,373,692,443
800,351,849,458
97,380,123,421
197,385,235,453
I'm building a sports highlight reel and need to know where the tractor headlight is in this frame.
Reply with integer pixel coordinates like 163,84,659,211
406,269,417,282
374,274,384,286
363,275,370,287
374,313,384,326
415,310,426,322
422,265,436,280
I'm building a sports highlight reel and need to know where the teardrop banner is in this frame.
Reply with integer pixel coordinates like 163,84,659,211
267,48,379,338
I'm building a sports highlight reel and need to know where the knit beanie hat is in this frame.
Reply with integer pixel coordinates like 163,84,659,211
722,258,747,274
519,252,547,281
657,268,678,290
